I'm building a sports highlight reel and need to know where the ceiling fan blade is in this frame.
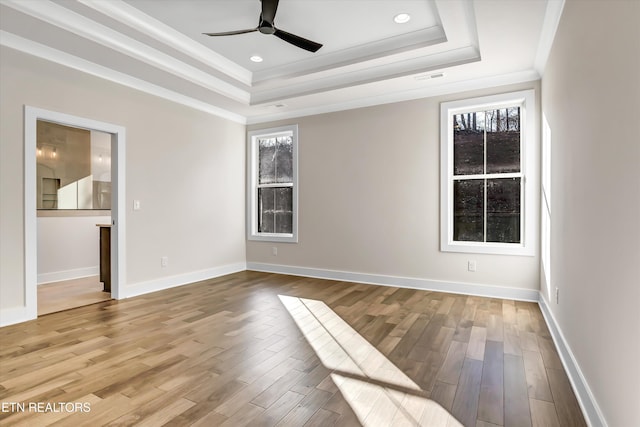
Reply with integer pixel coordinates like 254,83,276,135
274,28,322,52
261,0,279,24
203,28,258,37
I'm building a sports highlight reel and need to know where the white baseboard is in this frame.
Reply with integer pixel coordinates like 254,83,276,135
120,262,247,299
0,305,35,327
246,262,539,302
38,266,99,285
537,295,606,427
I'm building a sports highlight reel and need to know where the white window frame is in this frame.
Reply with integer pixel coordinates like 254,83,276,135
247,124,298,243
440,90,536,256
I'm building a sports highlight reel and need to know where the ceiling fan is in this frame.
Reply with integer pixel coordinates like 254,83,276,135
203,0,323,53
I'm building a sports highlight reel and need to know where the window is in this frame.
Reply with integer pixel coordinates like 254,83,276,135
247,125,298,242
440,90,536,256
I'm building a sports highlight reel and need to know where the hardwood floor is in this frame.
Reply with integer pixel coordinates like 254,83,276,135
37,276,112,316
0,271,585,426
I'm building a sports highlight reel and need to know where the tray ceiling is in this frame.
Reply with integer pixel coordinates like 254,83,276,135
0,0,561,123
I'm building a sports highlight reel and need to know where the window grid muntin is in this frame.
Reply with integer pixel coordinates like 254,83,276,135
257,135,293,234
248,125,298,242
452,105,523,244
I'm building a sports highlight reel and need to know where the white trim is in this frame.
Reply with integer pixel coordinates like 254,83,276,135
1,27,539,128
0,306,31,328
1,0,249,103
247,125,299,243
253,26,447,84
246,69,540,125
534,0,566,76
537,295,607,427
120,263,246,299
110,120,126,301
251,46,481,105
246,262,539,302
78,0,252,86
0,31,246,125
23,108,38,322
440,89,537,256
38,267,99,285
22,106,126,320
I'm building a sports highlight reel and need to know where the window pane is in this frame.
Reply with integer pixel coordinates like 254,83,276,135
275,136,293,183
258,187,275,233
258,187,293,234
454,179,484,241
275,187,293,234
258,138,276,184
454,112,485,175
486,107,520,173
486,178,521,243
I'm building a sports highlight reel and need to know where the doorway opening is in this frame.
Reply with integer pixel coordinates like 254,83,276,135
24,106,126,319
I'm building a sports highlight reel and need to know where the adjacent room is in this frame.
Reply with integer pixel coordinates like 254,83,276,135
1,1,638,426
36,120,113,315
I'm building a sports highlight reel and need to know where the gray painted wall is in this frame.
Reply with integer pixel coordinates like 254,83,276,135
0,47,246,310
248,81,541,292
541,0,640,425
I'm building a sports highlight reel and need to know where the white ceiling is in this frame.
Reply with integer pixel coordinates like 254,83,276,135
0,0,563,124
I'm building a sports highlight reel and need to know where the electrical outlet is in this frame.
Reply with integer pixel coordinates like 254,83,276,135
555,287,559,304
133,200,141,210
161,256,168,268
272,247,277,256
468,260,477,272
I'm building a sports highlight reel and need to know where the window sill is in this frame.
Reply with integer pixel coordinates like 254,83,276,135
248,233,298,243
441,241,534,257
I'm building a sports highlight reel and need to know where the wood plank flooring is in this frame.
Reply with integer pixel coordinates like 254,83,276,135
37,276,111,316
0,271,586,426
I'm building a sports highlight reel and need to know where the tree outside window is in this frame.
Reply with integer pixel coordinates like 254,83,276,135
440,90,536,256
247,125,298,243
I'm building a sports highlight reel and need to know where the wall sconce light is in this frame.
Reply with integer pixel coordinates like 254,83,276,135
98,154,103,163
37,147,42,157
51,147,57,159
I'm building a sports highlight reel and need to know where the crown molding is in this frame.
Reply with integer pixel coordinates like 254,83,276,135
247,69,541,124
251,45,481,105
534,0,566,75
1,0,491,108
1,27,540,127
0,31,246,124
77,0,252,86
1,0,250,103
253,26,447,84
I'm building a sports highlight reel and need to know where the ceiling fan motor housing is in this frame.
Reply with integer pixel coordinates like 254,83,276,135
258,21,276,35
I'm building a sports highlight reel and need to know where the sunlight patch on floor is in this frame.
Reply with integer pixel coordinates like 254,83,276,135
278,295,462,426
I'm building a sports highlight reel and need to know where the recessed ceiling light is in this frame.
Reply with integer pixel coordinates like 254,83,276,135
394,13,411,24
250,55,263,63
